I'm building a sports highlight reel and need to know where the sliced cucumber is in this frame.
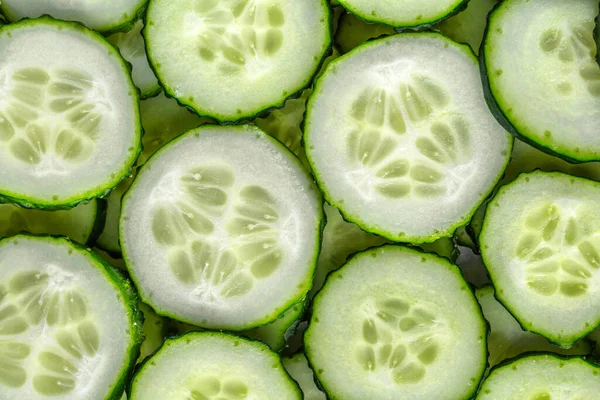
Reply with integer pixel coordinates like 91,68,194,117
108,20,160,99
476,354,600,399
305,245,487,400
0,199,103,244
96,93,210,253
477,285,590,368
136,302,166,364
243,301,305,352
0,17,141,209
130,332,301,399
0,234,142,400
254,48,340,164
283,353,326,400
482,0,600,162
145,0,331,122
0,0,147,33
305,32,512,243
335,12,395,54
481,171,600,347
437,0,499,54
338,0,467,28
121,125,323,330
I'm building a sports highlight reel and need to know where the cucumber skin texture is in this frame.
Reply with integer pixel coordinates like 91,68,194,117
0,1,149,35
337,0,470,29
128,331,302,399
480,1,599,163
0,16,142,210
479,171,600,347
0,234,144,400
305,244,489,400
304,32,513,245
142,0,333,123
120,124,325,331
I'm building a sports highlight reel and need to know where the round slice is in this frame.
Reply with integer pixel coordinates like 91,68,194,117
144,0,331,122
283,353,326,400
0,0,147,33
0,234,142,400
482,0,600,162
129,332,301,399
476,285,590,368
108,20,160,99
337,0,467,28
476,354,600,399
305,32,512,243
305,245,487,400
0,199,103,244
121,124,323,330
0,17,141,209
480,171,600,347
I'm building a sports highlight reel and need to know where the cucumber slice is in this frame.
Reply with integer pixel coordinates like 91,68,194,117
480,171,600,347
437,0,499,55
477,285,591,368
470,139,600,244
283,353,326,400
0,0,147,33
121,125,323,330
172,300,305,352
254,48,340,165
96,93,210,253
476,354,600,399
108,20,160,99
144,0,331,122
0,17,141,209
305,32,512,243
0,234,142,400
337,0,467,28
244,301,305,352
335,12,395,54
0,200,103,244
130,332,301,399
482,0,600,162
136,302,166,364
305,245,487,400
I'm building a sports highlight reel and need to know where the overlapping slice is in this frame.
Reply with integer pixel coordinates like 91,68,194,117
0,235,142,400
305,245,487,399
144,0,331,121
476,354,600,399
482,0,600,161
305,33,512,243
0,17,140,208
0,200,102,244
0,0,147,33
481,171,600,347
121,125,322,330
129,332,301,400
283,353,326,400
337,0,467,28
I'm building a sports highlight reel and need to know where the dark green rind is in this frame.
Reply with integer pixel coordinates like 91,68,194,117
87,199,108,246
143,0,333,123
0,16,143,210
304,244,489,400
479,171,600,348
120,124,324,331
480,352,600,397
337,0,470,30
480,1,600,163
128,331,302,399
0,0,148,34
0,234,144,400
304,32,513,245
